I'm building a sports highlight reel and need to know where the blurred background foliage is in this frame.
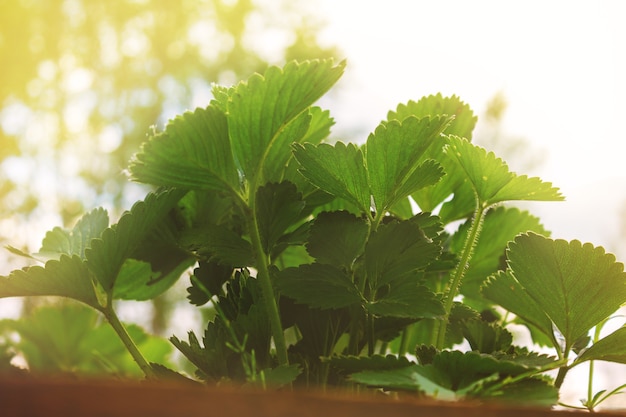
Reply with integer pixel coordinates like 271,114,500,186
0,0,338,254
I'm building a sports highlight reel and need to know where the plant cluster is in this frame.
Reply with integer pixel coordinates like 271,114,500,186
2,59,626,410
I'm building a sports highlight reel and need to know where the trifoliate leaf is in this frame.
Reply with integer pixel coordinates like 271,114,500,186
365,220,441,288
228,59,345,184
255,181,306,255
576,327,626,364
0,254,100,309
306,211,369,268
274,263,362,310
85,189,187,295
129,105,241,196
387,94,477,140
444,136,563,206
486,233,626,352
40,208,109,259
366,116,449,213
293,142,371,213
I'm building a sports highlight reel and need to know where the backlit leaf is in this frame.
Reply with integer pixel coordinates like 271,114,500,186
40,208,109,258
576,327,626,364
366,116,449,212
0,255,100,309
228,59,345,184
444,136,563,206
487,233,626,351
129,105,240,196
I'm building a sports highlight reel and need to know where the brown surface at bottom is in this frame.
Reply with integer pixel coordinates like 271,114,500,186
1,378,625,417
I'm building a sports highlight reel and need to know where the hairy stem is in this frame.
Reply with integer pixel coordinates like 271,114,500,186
436,203,486,349
102,305,156,379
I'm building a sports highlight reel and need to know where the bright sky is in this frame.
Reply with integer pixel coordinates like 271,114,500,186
315,0,626,257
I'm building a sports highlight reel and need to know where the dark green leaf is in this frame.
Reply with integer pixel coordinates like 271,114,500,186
368,279,443,319
461,320,513,353
255,181,306,255
274,263,362,310
187,261,233,306
327,354,412,373
86,189,187,295
306,211,369,268
365,220,441,288
293,141,370,213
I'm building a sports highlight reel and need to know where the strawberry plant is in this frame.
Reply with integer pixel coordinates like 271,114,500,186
1,59,626,409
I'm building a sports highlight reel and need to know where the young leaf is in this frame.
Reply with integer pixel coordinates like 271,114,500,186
306,210,369,269
293,142,371,213
40,208,109,258
129,105,241,196
228,59,345,184
444,136,563,206
486,233,626,351
0,255,100,309
576,327,626,365
255,181,306,256
387,94,478,140
274,263,362,310
366,116,449,213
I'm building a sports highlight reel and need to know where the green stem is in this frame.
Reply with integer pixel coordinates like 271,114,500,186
436,203,487,349
247,203,289,367
102,305,156,379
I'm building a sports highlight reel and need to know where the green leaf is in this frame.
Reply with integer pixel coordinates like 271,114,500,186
228,59,345,184
0,255,100,309
129,105,240,195
365,220,441,288
482,270,558,348
366,116,449,213
274,263,362,310
255,181,306,255
367,279,444,319
40,208,109,258
187,261,233,306
5,304,172,377
306,211,369,269
327,354,413,373
576,327,626,364
253,364,302,388
487,233,626,351
293,141,371,213
452,207,549,304
444,136,563,206
387,94,478,140
86,189,187,295
461,320,513,354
